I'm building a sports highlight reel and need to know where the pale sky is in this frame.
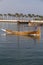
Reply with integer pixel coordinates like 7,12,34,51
0,0,43,15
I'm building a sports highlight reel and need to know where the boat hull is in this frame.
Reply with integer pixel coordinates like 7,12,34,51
1,28,40,37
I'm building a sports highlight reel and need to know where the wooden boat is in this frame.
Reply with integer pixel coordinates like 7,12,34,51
1,28,40,37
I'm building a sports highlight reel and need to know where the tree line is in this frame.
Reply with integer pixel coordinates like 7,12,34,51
0,13,43,20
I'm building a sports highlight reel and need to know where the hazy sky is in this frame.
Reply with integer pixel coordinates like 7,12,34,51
0,0,43,15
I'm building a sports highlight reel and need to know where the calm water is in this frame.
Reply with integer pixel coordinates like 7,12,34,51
0,22,43,65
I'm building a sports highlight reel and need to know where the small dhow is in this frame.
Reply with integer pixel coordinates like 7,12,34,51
1,27,40,37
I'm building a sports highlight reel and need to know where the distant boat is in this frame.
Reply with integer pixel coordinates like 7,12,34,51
1,28,40,37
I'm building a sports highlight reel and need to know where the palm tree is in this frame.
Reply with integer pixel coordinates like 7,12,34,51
38,15,43,20
15,13,20,20
13,14,16,20
32,14,35,19
4,14,7,20
34,15,41,20
28,14,32,20
20,13,24,20
8,13,12,20
0,14,3,19
24,14,28,20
